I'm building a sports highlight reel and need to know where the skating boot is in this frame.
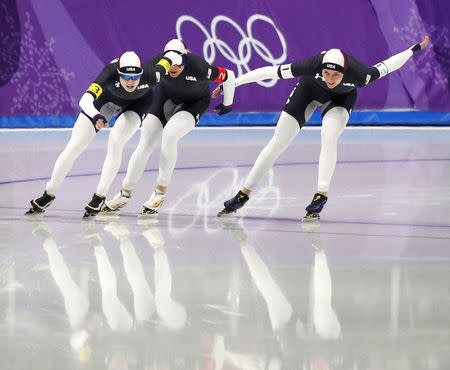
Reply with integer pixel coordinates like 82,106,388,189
25,190,55,215
102,190,131,213
83,193,105,218
139,189,166,216
303,193,327,222
218,190,249,216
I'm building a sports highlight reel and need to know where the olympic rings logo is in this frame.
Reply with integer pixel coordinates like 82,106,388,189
176,14,287,87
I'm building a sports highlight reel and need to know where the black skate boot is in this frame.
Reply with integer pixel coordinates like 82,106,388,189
303,193,328,222
218,190,249,216
25,190,55,215
83,193,105,218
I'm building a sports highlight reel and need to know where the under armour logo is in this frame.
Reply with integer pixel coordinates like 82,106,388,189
314,73,325,82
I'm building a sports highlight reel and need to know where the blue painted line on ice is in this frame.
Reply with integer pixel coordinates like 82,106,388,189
1,157,449,185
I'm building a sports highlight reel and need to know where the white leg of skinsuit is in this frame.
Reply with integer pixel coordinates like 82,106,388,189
96,111,141,196
244,111,300,190
46,114,96,195
122,114,164,191
317,107,349,193
157,111,196,187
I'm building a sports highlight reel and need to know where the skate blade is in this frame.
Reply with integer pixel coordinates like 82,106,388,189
217,208,236,217
25,208,44,216
82,212,97,219
138,209,158,218
99,209,120,217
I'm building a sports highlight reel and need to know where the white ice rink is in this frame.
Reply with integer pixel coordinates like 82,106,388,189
1,126,450,369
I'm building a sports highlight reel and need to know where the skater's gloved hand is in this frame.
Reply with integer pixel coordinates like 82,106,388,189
411,35,429,52
164,51,183,66
93,114,109,130
211,84,223,99
214,103,232,116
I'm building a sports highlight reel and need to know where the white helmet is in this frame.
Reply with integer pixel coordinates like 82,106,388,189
164,39,188,54
321,48,346,73
117,51,143,75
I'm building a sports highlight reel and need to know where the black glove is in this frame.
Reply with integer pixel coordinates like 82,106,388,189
214,103,232,116
411,43,422,52
93,114,107,124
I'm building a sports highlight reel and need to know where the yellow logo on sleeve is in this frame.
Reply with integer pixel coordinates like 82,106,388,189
157,58,170,72
86,83,103,99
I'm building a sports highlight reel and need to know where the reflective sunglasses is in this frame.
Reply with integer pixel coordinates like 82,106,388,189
119,73,142,81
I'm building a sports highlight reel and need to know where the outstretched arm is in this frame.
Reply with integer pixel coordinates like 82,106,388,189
235,66,281,87
374,36,429,79
212,68,236,116
221,69,236,107
211,54,320,109
212,65,283,115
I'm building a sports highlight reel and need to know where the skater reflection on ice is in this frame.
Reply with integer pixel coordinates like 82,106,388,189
301,222,341,340
82,221,134,333
138,218,187,331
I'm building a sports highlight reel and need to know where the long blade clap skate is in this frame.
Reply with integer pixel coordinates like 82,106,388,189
138,190,166,217
302,212,321,222
25,191,55,215
139,207,159,217
83,193,105,218
101,190,131,214
218,191,249,216
302,193,328,222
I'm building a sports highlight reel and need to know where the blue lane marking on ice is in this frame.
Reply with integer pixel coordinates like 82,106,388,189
1,157,449,185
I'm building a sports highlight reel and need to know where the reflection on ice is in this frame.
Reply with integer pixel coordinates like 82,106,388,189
82,221,133,334
105,222,155,321
302,222,341,340
140,218,187,331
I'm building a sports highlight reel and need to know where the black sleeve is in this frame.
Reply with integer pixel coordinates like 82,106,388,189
86,63,115,100
141,53,170,85
346,55,381,87
187,53,223,81
290,53,323,77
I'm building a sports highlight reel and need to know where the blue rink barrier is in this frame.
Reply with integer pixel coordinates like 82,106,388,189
1,111,450,128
